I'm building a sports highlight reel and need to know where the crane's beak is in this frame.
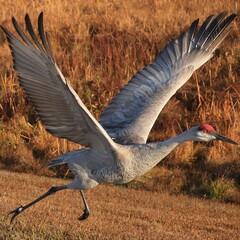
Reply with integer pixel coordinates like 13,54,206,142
212,131,238,145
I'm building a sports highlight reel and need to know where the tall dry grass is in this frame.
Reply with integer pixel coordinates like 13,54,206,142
0,0,239,201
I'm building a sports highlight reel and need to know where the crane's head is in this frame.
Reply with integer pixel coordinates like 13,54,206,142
192,123,237,144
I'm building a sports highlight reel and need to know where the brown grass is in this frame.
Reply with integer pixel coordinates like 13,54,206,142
0,0,240,202
1,170,240,239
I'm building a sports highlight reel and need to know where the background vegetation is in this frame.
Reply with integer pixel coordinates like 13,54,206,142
0,0,239,203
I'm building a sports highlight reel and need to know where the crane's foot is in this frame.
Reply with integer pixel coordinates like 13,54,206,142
9,205,25,224
78,208,90,220
78,190,90,221
8,185,68,224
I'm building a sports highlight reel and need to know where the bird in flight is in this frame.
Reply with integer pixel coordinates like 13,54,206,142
1,12,237,223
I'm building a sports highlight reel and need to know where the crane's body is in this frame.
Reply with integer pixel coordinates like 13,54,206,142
53,140,178,188
1,12,237,222
51,129,188,188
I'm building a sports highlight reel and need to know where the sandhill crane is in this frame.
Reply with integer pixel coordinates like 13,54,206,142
1,12,237,223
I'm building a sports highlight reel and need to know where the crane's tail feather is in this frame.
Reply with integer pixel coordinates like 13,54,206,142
48,156,67,167
48,149,86,167
48,151,75,167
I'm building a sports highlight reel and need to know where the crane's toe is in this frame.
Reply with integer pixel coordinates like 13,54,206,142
78,208,90,220
9,205,24,223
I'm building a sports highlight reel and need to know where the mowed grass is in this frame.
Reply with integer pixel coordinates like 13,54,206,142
0,170,240,239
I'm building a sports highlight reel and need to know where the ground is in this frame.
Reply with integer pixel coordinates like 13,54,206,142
0,170,239,239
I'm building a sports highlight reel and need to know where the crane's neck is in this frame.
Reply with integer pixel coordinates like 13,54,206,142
133,129,194,175
156,128,196,146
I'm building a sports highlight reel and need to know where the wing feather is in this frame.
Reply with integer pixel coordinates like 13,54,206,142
1,13,117,156
99,12,236,144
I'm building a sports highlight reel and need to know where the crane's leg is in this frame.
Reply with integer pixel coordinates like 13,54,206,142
9,185,68,223
78,190,90,220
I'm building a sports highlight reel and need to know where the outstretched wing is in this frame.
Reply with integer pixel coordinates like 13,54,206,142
1,13,116,155
99,12,236,144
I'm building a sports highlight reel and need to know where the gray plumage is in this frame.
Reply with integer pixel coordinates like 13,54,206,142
99,12,236,144
1,12,237,222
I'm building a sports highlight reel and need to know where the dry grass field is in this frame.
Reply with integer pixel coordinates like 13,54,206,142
1,170,240,239
0,0,240,238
